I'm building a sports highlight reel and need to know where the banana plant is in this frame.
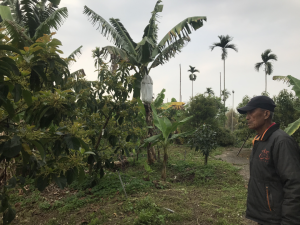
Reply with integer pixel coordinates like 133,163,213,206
144,105,194,180
273,75,300,135
84,0,206,164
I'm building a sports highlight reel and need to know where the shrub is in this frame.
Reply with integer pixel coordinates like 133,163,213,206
215,127,235,147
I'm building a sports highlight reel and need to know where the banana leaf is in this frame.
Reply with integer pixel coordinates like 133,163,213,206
284,118,300,136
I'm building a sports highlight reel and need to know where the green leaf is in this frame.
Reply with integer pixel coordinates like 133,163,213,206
49,0,61,5
13,83,21,102
284,118,300,136
118,117,124,125
144,134,162,143
84,151,96,155
64,136,81,150
32,65,47,82
33,7,68,40
170,130,195,140
0,5,13,21
2,100,15,118
0,194,9,213
8,177,16,188
3,135,21,158
35,175,49,192
66,168,78,185
22,90,32,106
30,69,41,91
126,135,131,142
79,139,90,152
108,135,118,147
53,175,67,189
0,45,21,55
3,207,16,225
157,16,206,50
31,140,45,162
288,75,300,98
78,167,85,183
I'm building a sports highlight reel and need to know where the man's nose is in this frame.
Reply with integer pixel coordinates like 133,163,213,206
246,113,250,120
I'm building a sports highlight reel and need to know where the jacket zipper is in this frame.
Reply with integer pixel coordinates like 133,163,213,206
266,186,272,212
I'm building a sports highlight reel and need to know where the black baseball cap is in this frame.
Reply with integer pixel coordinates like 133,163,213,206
237,96,276,114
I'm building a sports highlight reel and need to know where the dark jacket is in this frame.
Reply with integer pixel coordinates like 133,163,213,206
246,123,300,225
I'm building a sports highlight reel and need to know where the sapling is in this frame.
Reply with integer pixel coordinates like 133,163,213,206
189,124,217,165
144,105,194,180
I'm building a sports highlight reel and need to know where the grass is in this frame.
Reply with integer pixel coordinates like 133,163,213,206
8,145,249,225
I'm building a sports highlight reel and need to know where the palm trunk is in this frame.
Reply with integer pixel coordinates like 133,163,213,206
224,59,225,93
223,59,226,127
192,80,193,99
265,71,267,93
161,147,168,181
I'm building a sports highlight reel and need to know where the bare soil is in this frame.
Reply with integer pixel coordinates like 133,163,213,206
218,148,256,225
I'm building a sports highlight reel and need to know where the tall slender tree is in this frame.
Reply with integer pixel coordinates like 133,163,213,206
188,65,199,98
83,0,206,164
210,35,237,107
92,47,103,81
254,49,278,93
221,89,231,127
205,87,214,96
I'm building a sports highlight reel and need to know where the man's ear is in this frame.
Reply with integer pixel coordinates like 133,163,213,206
264,110,270,120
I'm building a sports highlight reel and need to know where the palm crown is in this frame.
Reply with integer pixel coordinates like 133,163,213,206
188,65,199,80
1,0,68,48
210,35,238,60
254,49,277,75
83,0,206,98
255,49,278,93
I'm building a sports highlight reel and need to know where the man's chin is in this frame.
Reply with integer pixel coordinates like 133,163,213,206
247,124,254,129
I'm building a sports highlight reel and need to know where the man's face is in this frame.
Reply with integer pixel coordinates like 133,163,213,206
246,108,269,130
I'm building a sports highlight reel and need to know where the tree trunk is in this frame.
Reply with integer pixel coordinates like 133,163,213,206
223,59,226,128
224,59,225,94
205,154,208,165
144,103,156,164
192,80,193,99
265,70,267,93
157,146,160,162
161,148,168,181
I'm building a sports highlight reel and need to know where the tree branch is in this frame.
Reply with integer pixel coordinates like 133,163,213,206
94,116,110,151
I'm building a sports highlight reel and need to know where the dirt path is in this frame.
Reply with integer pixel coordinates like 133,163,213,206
218,148,257,225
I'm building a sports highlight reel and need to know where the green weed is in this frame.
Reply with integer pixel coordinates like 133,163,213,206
39,201,51,210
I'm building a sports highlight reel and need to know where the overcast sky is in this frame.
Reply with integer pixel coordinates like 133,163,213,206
56,0,300,109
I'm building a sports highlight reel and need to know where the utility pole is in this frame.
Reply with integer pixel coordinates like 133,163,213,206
232,90,235,131
180,64,182,102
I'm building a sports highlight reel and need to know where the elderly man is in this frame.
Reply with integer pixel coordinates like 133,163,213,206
237,95,300,225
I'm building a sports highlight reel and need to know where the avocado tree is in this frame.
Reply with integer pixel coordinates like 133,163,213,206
189,124,217,165
83,0,206,164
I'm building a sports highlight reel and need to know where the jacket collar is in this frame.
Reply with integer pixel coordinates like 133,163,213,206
252,123,280,145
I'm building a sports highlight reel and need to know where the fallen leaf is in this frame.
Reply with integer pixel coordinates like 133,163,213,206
118,202,123,206
113,213,117,217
